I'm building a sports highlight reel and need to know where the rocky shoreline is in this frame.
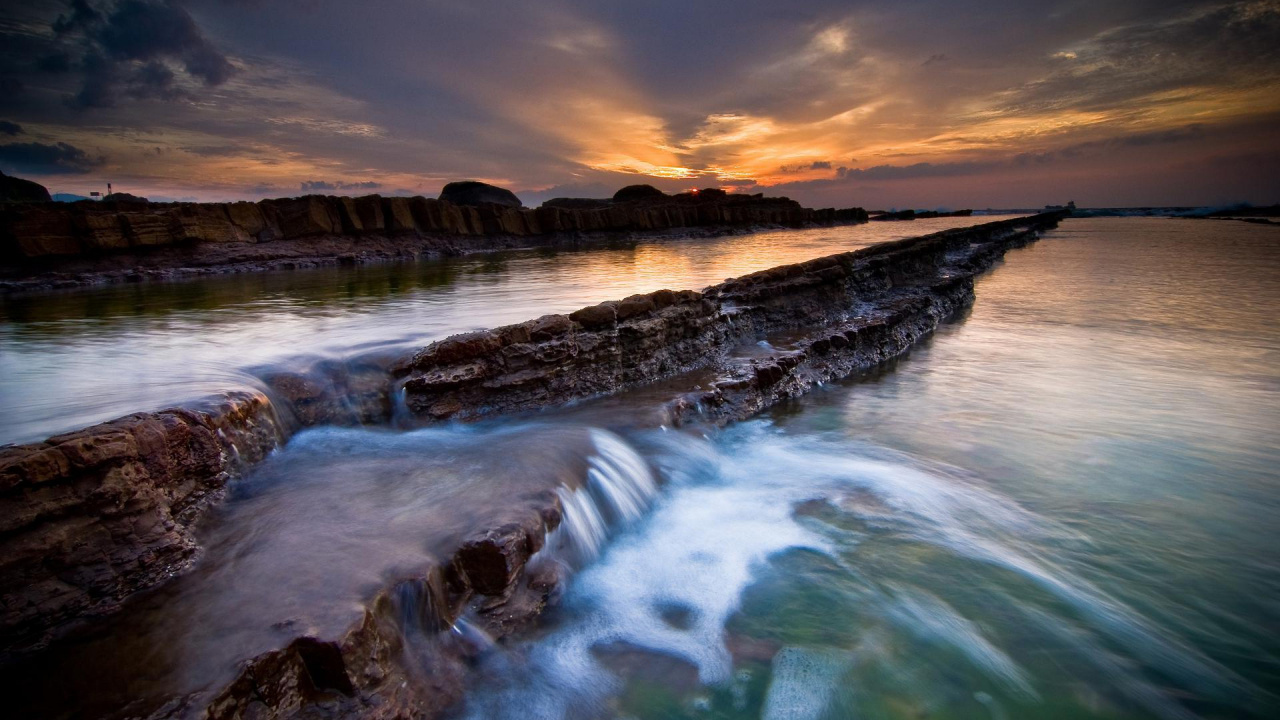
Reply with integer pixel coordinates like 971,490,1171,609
0,182,868,293
0,211,1063,718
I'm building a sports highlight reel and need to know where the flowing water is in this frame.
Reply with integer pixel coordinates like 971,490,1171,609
5,217,1280,719
0,216,1008,446
457,218,1280,719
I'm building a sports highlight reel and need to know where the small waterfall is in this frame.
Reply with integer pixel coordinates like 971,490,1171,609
544,429,660,566
391,575,451,636
391,382,416,429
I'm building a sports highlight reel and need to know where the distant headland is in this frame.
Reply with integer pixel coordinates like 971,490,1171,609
1,172,881,292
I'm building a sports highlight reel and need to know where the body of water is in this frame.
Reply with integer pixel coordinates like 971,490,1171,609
6,218,1278,719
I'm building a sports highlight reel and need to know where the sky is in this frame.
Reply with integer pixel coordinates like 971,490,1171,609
0,0,1277,208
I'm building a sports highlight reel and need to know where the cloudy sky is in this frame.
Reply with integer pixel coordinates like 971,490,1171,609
0,0,1277,207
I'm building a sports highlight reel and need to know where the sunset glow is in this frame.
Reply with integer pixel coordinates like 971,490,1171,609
1,1,1277,207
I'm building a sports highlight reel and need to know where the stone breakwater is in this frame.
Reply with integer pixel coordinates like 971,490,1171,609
0,189,868,290
0,212,1062,718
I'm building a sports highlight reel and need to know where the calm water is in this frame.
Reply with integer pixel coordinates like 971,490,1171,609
0,216,1012,446
7,218,1279,720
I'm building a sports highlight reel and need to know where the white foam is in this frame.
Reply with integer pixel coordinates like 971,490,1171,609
762,647,853,720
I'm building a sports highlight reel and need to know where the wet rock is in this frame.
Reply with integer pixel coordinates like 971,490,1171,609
0,391,285,652
570,302,618,328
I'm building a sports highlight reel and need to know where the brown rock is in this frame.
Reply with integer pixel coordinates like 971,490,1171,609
383,196,417,233
272,196,337,238
570,302,617,328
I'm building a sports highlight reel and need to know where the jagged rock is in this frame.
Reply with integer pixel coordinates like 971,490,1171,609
225,201,272,240
382,196,417,233
0,171,51,203
439,181,522,208
269,196,339,238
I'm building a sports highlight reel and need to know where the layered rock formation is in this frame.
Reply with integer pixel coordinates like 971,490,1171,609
0,212,1063,719
393,213,1054,424
0,393,284,651
0,181,868,290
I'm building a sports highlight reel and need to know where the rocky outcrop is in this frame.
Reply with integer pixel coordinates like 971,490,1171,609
439,181,523,208
0,392,286,652
0,212,1063,719
393,213,1058,423
0,172,51,203
613,184,667,202
0,185,868,290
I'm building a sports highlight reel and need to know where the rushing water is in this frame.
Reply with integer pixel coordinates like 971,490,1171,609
0,216,1009,446
6,218,1279,719
458,218,1280,719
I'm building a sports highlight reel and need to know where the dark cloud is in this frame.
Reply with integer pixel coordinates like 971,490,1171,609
47,0,236,108
922,53,948,66
0,121,22,135
300,180,383,192
778,160,835,174
997,1,1280,115
37,52,73,73
0,141,104,174
126,60,182,100
53,0,104,35
97,1,234,82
